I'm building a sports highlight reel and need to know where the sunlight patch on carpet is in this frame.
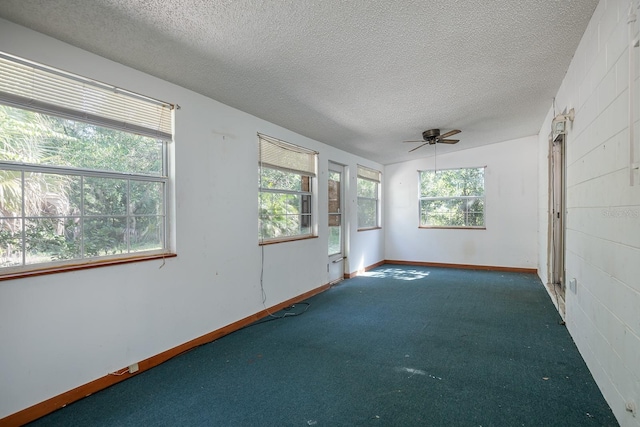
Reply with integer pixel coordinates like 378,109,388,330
362,268,430,280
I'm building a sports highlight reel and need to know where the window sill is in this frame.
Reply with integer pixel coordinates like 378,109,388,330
357,227,382,232
259,235,318,246
0,253,177,282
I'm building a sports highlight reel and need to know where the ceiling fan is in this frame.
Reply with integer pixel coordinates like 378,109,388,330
404,129,461,152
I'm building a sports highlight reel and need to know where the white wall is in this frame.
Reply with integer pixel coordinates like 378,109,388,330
0,20,384,418
538,1,640,425
384,136,538,269
537,107,553,291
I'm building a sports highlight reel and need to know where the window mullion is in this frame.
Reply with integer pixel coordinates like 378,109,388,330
20,170,25,267
260,188,311,196
0,161,167,182
126,179,131,254
80,176,85,259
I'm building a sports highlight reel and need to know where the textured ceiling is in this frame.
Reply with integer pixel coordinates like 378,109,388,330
0,0,598,164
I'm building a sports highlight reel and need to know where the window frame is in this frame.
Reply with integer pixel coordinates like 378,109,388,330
258,134,318,244
418,166,486,229
357,165,381,231
0,53,175,277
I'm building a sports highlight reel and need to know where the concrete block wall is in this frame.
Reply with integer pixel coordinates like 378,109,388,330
540,1,640,425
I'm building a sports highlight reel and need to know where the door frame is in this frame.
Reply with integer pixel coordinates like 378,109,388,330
547,132,566,317
328,162,346,284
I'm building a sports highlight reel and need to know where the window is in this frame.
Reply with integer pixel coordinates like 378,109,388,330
258,134,317,243
357,165,381,229
0,52,174,274
419,167,485,228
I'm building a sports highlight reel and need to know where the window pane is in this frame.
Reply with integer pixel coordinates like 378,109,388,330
465,199,485,227
328,225,341,256
299,215,312,236
84,177,127,216
129,216,164,253
56,120,163,175
0,106,61,165
84,217,127,257
259,192,274,215
259,191,312,240
420,168,484,198
357,178,377,198
301,195,311,229
130,181,164,215
0,169,23,216
420,199,461,227
0,105,163,176
25,218,81,264
0,218,22,267
285,215,300,234
24,173,81,217
358,198,377,228
420,198,484,227
259,167,303,191
329,179,340,214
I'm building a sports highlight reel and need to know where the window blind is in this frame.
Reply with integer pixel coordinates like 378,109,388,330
258,133,317,176
357,165,381,182
0,52,174,141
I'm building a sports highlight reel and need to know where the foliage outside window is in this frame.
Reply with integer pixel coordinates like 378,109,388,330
357,165,381,229
419,167,485,228
0,52,173,274
258,134,317,243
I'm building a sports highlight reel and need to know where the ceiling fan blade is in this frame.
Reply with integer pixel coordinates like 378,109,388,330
438,129,461,139
409,141,430,152
438,139,459,144
403,140,425,143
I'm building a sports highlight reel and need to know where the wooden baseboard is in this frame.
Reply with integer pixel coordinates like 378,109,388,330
384,260,537,274
345,260,386,279
0,283,331,427
2,260,536,425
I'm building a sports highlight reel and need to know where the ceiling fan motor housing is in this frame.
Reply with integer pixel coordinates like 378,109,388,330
422,129,440,143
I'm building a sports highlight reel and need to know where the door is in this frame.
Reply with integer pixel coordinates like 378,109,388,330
549,133,566,314
328,163,345,284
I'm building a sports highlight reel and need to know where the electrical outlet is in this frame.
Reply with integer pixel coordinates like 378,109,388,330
128,363,139,374
569,278,577,294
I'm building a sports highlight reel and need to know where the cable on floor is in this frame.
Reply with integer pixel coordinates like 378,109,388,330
243,302,311,329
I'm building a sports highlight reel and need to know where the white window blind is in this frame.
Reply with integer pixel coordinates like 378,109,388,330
358,165,381,182
258,133,317,176
0,52,174,141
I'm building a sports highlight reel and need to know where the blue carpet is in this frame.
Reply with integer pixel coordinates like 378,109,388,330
28,265,618,426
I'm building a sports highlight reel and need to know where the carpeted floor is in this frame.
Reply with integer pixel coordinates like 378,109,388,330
29,265,618,426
